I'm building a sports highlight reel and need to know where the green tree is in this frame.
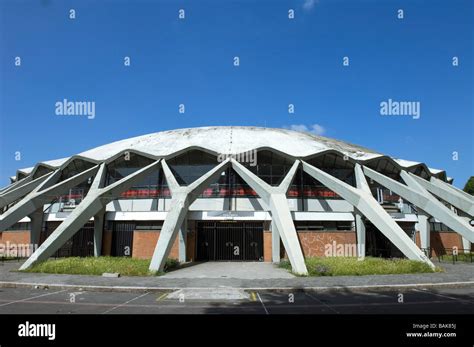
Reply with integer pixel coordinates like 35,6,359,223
463,176,474,195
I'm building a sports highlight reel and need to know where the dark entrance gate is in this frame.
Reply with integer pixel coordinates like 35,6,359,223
196,221,263,261
111,222,135,257
41,221,94,257
365,222,404,258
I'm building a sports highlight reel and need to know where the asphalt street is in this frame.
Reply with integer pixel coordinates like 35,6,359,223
0,286,473,314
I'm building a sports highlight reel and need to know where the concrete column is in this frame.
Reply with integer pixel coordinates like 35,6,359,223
20,160,161,270
93,207,106,257
301,162,434,268
149,159,231,272
179,218,187,263
28,208,44,247
462,237,471,253
363,167,474,244
354,211,365,259
0,173,51,209
271,221,280,263
416,213,430,252
231,159,308,275
0,166,98,232
408,173,474,216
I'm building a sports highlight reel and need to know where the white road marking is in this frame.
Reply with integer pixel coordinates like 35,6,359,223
412,289,474,304
256,292,269,315
102,292,150,314
0,289,67,307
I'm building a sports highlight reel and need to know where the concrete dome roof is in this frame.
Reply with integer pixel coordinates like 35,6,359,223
16,126,445,179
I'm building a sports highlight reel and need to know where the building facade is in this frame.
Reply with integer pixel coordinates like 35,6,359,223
0,127,472,275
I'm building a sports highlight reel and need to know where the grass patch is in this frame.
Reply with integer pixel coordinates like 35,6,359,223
279,257,440,276
22,256,180,276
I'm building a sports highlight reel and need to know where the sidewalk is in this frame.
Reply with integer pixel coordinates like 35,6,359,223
1,260,473,292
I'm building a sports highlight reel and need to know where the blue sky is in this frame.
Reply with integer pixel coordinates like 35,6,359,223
0,0,472,187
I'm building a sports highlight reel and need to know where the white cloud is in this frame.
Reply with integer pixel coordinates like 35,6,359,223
286,124,326,136
303,0,318,11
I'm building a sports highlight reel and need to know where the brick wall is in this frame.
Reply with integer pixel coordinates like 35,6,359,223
132,230,179,260
263,230,272,262
431,231,463,256
0,230,32,257
296,231,357,257
414,230,467,256
0,230,30,245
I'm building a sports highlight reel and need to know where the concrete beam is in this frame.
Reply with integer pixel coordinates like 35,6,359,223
231,159,308,275
354,164,370,260
430,176,474,202
94,207,106,257
0,175,33,195
0,172,53,209
272,222,281,263
462,238,471,253
0,166,97,232
364,166,474,243
408,172,474,216
28,207,44,247
20,160,161,270
149,159,231,272
414,210,430,252
179,219,187,263
268,193,307,273
354,210,365,259
20,189,105,269
303,162,434,268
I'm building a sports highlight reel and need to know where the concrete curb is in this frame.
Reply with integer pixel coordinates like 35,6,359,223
1,280,473,293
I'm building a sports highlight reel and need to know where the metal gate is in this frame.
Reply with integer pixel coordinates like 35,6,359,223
42,221,94,257
111,222,135,257
196,221,263,261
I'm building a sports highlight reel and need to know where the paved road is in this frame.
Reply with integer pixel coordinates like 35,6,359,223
0,286,473,314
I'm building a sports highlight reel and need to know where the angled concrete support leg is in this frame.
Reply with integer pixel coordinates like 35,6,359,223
363,167,474,243
0,172,53,209
21,194,105,269
0,166,99,232
407,172,474,216
150,194,188,270
28,208,44,247
149,159,231,272
430,175,474,202
302,162,434,268
272,222,281,263
20,160,161,270
179,219,187,263
0,174,39,196
231,159,308,275
354,211,365,259
94,207,106,257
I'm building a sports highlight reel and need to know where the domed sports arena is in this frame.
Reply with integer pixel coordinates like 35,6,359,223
1,126,472,275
